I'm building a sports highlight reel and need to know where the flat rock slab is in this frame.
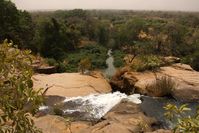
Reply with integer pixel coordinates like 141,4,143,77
33,73,112,97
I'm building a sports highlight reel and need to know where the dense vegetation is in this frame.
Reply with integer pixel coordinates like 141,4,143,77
1,0,199,72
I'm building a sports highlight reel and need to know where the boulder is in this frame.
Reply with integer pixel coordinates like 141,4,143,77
33,72,112,97
111,63,199,102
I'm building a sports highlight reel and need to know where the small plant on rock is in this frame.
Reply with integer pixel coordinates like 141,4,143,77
146,76,175,97
78,57,92,74
131,55,163,72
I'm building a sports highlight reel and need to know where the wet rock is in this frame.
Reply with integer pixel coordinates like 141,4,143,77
35,101,164,133
79,101,157,133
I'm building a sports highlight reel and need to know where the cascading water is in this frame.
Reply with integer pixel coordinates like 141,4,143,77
39,92,142,121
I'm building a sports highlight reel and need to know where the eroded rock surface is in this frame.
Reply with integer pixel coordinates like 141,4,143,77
111,63,199,102
33,72,112,97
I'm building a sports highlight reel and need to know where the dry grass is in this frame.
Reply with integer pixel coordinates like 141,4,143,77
146,76,175,97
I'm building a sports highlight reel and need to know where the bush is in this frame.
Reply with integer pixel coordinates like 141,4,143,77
78,57,92,74
0,40,43,132
146,76,175,97
181,51,199,71
47,58,58,66
131,55,163,72
164,104,199,133
113,50,125,68
190,52,199,71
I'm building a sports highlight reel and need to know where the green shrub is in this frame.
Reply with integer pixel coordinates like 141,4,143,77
190,52,199,71
164,104,199,133
146,76,175,97
47,58,58,66
78,57,92,74
131,55,163,72
0,40,43,132
181,52,199,71
113,50,125,68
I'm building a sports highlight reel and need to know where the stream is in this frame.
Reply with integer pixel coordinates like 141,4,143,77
104,49,116,78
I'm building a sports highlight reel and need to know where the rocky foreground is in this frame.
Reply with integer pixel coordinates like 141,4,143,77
32,63,199,133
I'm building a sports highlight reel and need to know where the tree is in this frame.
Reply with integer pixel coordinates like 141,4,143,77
0,0,19,43
0,0,35,51
38,18,80,60
0,40,43,132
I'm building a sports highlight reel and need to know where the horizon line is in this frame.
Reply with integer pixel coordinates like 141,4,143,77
26,8,199,13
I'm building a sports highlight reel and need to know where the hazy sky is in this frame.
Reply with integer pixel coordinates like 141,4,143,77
12,0,199,11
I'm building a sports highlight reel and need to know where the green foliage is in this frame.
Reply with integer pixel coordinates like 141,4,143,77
164,104,199,133
2,5,199,71
37,18,80,60
44,44,107,73
0,0,34,49
131,55,163,72
146,76,175,97
112,50,125,68
0,40,43,132
46,58,58,66
190,52,199,71
65,44,107,72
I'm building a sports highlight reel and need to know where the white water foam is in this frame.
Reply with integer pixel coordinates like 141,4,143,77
62,92,141,119
39,106,49,110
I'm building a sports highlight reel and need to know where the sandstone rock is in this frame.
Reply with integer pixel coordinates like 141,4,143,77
160,64,199,101
34,115,90,133
33,73,112,97
111,63,199,101
146,129,172,133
